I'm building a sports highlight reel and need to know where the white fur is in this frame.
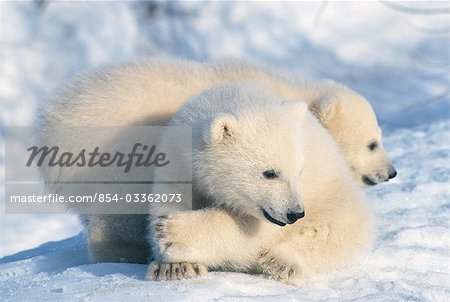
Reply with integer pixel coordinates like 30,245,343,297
37,59,382,276
149,84,307,222
38,58,395,187
147,84,373,285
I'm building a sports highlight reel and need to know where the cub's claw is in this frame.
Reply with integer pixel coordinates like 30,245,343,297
146,261,207,281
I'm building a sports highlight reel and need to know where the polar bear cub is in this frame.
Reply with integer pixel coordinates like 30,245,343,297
37,59,384,266
147,84,373,285
149,83,308,227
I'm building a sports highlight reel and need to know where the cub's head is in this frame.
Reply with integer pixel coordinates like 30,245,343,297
194,101,308,226
311,86,397,186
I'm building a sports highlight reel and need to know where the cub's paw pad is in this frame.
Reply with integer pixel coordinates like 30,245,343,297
146,261,207,281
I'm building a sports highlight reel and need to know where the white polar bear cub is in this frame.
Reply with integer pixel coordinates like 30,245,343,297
147,84,373,285
149,83,307,223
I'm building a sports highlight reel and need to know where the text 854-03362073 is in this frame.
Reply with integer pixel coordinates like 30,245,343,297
100,193,182,203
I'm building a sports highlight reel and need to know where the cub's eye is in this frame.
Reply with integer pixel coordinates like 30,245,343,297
368,141,378,151
263,169,278,179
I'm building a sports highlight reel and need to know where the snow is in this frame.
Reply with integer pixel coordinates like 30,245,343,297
0,1,449,301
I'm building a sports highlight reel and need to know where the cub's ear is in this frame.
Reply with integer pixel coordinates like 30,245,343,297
282,100,308,120
309,95,341,125
206,114,238,145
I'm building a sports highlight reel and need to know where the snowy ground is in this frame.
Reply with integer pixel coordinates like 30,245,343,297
1,1,449,301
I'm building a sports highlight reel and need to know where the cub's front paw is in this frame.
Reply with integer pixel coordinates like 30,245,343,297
152,215,193,262
257,249,307,285
146,261,207,281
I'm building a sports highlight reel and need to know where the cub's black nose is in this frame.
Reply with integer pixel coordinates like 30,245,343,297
389,170,397,179
286,211,305,224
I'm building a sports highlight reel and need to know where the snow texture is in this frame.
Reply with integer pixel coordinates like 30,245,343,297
0,1,449,301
